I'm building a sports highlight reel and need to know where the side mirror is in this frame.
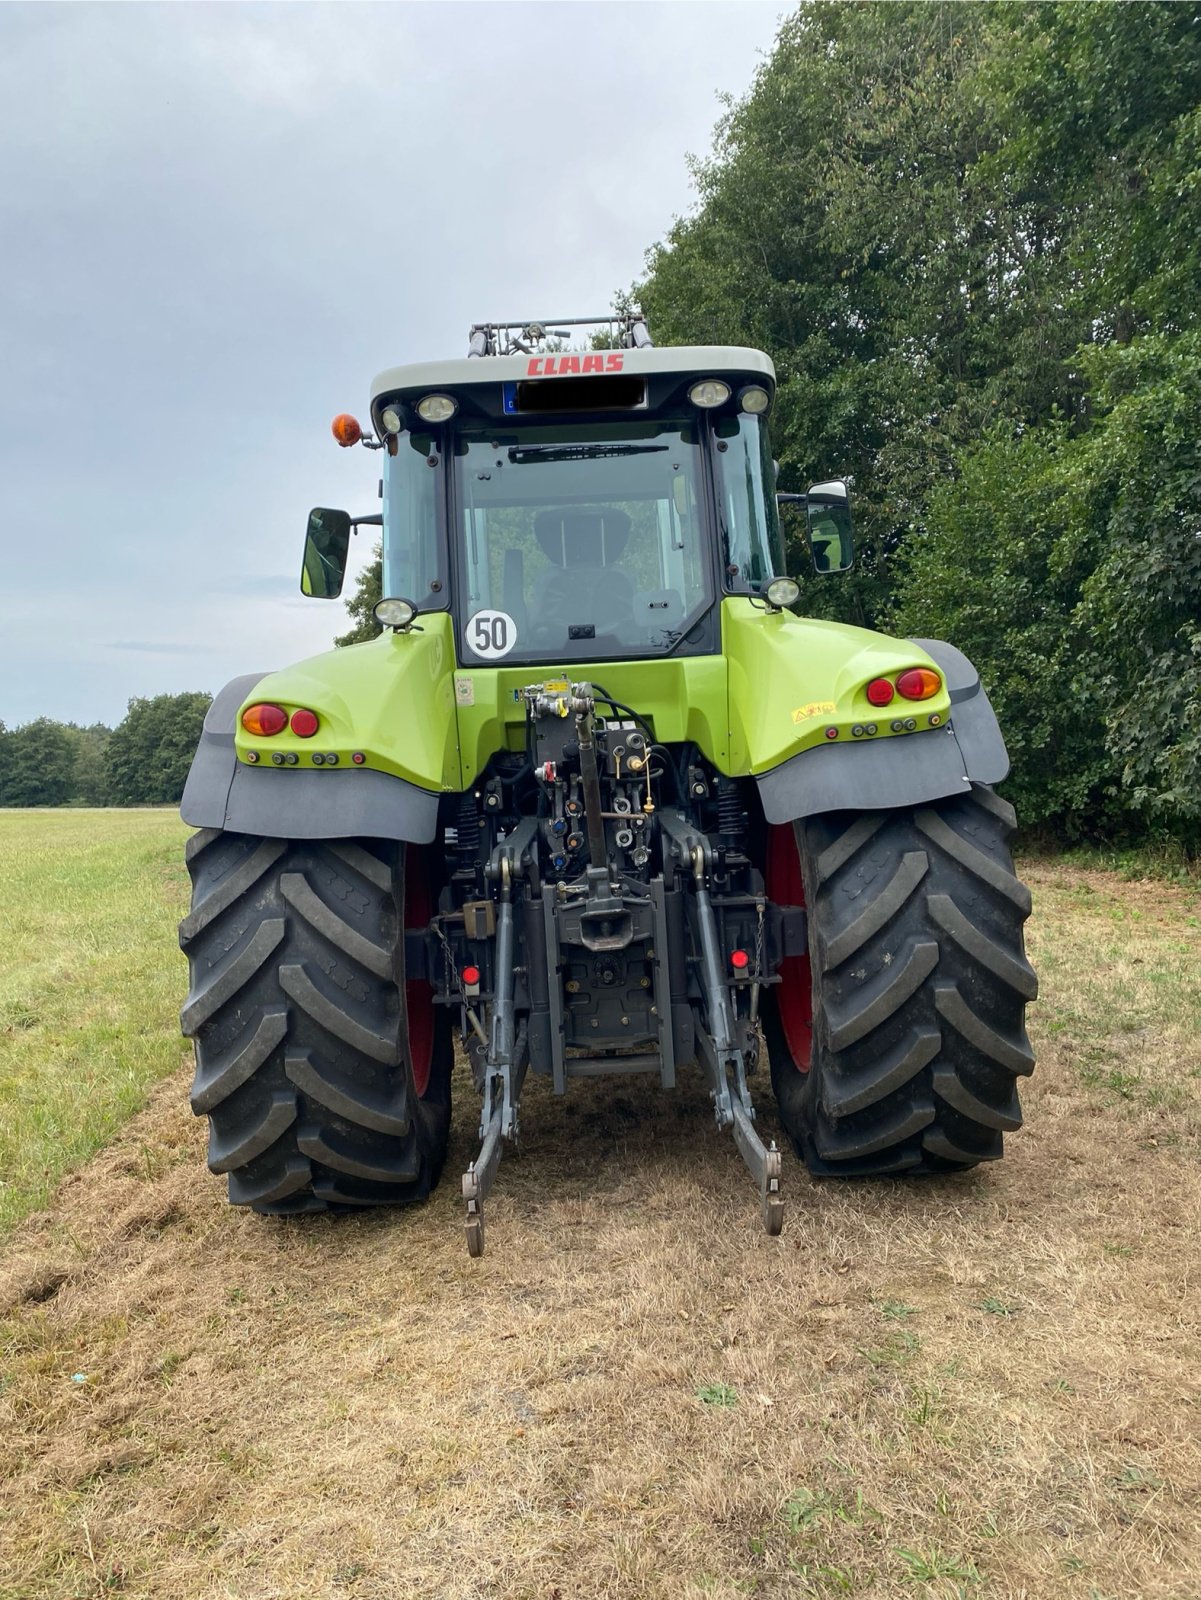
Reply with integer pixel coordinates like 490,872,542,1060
805,479,854,573
301,508,352,598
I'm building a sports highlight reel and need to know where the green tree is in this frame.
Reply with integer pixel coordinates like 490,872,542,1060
893,333,1201,845
105,693,212,806
638,2,1056,626
64,723,112,806
1070,336,1201,839
335,543,383,646
0,719,76,807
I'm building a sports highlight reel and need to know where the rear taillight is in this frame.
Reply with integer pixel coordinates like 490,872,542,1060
866,678,894,707
241,703,287,737
896,668,942,701
290,708,320,738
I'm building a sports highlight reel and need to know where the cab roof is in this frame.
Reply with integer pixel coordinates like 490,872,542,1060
370,344,775,407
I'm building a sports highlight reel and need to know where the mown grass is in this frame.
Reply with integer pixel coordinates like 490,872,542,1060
1022,860,1201,1147
0,810,191,1235
0,823,1199,1599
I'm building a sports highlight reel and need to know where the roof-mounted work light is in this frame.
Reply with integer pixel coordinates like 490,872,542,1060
416,394,457,424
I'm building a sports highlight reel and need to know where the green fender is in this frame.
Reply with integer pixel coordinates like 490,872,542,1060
179,616,461,843
721,604,1009,821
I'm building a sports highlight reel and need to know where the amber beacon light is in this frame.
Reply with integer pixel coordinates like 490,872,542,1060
331,413,362,448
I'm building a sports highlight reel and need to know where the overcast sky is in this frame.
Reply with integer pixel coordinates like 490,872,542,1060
0,1,783,728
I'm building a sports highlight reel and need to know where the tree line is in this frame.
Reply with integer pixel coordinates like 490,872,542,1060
0,694,211,808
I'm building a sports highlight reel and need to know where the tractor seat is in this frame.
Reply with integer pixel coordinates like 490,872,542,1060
530,509,636,632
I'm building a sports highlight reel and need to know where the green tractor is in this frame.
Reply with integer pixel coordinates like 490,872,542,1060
180,313,1037,1254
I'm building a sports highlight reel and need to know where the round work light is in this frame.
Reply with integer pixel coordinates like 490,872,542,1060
765,577,800,609
739,385,771,415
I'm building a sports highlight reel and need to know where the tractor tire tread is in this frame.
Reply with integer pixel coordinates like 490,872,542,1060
767,785,1035,1177
181,831,450,1215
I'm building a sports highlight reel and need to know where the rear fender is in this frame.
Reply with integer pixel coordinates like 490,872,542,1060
754,639,1010,825
180,673,442,843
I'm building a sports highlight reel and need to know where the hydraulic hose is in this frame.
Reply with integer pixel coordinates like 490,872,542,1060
574,704,609,870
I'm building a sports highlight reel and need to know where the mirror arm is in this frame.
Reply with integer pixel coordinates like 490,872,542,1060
776,493,807,505
351,514,383,530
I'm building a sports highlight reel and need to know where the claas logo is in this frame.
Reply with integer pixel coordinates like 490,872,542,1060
526,353,626,376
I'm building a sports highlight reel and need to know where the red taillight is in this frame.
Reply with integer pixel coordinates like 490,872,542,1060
896,668,942,701
241,703,287,737
290,708,320,738
866,678,894,707
730,949,749,971
462,966,480,990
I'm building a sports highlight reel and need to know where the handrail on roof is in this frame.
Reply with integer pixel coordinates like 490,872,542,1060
466,313,653,358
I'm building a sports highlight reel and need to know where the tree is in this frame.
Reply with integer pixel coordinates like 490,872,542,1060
1071,336,1201,840
58,722,112,806
105,693,212,806
892,334,1201,846
336,543,383,646
0,719,76,807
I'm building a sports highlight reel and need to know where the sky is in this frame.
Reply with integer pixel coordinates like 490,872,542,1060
0,1,784,729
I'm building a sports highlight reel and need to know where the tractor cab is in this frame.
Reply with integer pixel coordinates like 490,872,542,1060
305,313,852,663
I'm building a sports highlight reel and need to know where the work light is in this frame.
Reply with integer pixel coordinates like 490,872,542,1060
416,394,457,424
688,379,731,409
374,597,418,630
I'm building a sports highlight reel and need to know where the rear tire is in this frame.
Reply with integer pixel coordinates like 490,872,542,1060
764,785,1036,1174
180,831,451,1213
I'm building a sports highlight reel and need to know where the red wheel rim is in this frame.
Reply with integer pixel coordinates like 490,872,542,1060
403,845,435,1097
766,823,812,1071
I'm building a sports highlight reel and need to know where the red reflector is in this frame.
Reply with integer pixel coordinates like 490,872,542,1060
352,751,366,765
866,678,894,707
241,702,287,737
290,708,320,738
462,966,480,986
896,668,942,701
731,949,750,971
824,726,839,740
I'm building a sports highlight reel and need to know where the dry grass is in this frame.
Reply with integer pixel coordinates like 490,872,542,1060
1,859,1199,1600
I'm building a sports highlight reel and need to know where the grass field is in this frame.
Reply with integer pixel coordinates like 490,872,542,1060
1,813,1199,1599
0,811,191,1235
